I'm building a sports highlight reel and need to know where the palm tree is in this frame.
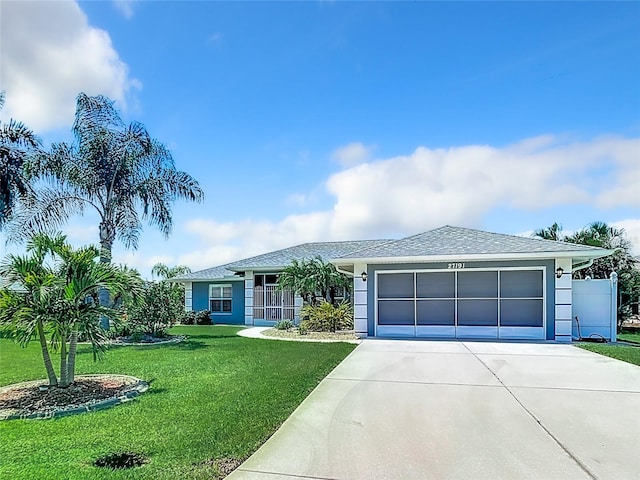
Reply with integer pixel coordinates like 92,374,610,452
0,91,41,227
532,222,564,241
11,93,203,324
277,259,318,306
15,93,204,260
0,233,142,387
151,262,191,281
278,257,351,306
565,221,635,280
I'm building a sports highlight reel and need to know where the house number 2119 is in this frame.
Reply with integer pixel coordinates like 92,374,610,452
448,263,465,269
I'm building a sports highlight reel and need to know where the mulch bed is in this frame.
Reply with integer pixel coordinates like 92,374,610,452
0,375,146,420
262,328,360,342
110,334,186,345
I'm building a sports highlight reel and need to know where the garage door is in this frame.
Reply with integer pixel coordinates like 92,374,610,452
376,269,545,339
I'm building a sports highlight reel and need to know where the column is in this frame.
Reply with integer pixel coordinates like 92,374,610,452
554,259,572,342
244,271,254,326
353,263,368,337
184,282,192,311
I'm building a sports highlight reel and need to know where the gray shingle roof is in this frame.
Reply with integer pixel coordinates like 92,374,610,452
171,265,240,282
225,240,390,271
337,226,611,260
171,239,390,281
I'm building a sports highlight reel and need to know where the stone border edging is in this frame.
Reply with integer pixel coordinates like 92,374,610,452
109,335,187,346
0,374,149,421
238,327,361,344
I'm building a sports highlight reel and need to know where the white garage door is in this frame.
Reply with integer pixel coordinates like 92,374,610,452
376,268,545,339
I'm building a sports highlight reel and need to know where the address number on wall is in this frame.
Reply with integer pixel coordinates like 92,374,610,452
447,263,465,269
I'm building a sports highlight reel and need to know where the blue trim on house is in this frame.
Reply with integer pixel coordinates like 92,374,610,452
191,281,245,325
367,260,556,339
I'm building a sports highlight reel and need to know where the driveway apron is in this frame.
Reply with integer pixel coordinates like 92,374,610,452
228,340,640,480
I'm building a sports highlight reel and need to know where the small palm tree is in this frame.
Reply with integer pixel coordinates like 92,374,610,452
278,257,351,306
0,91,41,227
0,233,142,387
151,263,191,281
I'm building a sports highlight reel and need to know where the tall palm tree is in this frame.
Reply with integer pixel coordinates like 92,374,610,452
11,93,203,324
14,93,204,261
0,91,41,227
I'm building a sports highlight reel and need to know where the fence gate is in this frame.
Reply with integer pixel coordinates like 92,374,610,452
572,274,618,341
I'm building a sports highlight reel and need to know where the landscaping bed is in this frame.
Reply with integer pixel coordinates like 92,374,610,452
0,375,147,420
262,327,360,342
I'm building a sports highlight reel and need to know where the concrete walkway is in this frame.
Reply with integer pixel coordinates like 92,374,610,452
228,340,640,480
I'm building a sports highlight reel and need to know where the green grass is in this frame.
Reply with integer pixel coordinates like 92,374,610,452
579,343,640,366
618,329,640,344
0,326,356,479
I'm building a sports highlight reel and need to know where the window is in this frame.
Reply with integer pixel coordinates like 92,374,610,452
209,284,232,313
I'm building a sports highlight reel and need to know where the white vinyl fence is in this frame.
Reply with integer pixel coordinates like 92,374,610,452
572,273,618,342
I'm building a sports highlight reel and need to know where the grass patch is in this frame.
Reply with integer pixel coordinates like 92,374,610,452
579,343,640,367
0,326,355,479
618,330,640,344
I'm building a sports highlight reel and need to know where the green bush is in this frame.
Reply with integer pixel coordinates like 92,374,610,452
179,310,196,325
297,323,308,335
179,310,211,325
301,301,353,332
275,319,294,330
195,310,212,325
126,280,184,336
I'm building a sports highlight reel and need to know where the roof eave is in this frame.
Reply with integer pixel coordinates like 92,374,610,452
332,249,616,266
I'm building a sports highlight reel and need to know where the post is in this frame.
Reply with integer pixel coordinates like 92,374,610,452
610,272,618,343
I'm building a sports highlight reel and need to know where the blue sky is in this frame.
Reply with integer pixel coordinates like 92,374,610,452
1,1,639,277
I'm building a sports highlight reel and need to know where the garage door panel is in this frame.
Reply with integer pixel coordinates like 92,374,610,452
416,300,455,325
416,326,455,337
458,271,498,298
416,272,455,298
501,270,543,298
499,327,545,340
458,299,498,326
500,299,544,327
378,273,414,298
378,300,414,325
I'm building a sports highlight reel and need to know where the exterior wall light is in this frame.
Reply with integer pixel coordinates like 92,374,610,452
555,267,564,278
361,271,368,282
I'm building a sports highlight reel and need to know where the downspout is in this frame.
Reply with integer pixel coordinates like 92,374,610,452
572,258,594,274
334,265,355,278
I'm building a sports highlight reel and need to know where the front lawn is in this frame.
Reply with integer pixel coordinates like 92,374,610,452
0,326,355,479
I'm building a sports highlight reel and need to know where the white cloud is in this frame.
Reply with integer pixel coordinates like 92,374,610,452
171,135,640,273
331,142,374,167
113,0,137,19
0,1,140,132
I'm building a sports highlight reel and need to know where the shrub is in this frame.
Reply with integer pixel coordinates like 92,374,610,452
195,310,212,325
179,310,197,325
126,280,184,336
301,301,353,332
297,323,308,335
274,319,293,330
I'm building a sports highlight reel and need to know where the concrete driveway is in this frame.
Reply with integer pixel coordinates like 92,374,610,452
228,340,640,480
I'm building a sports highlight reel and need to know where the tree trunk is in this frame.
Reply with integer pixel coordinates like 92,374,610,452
98,220,114,329
67,330,78,386
36,318,58,386
59,338,69,387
